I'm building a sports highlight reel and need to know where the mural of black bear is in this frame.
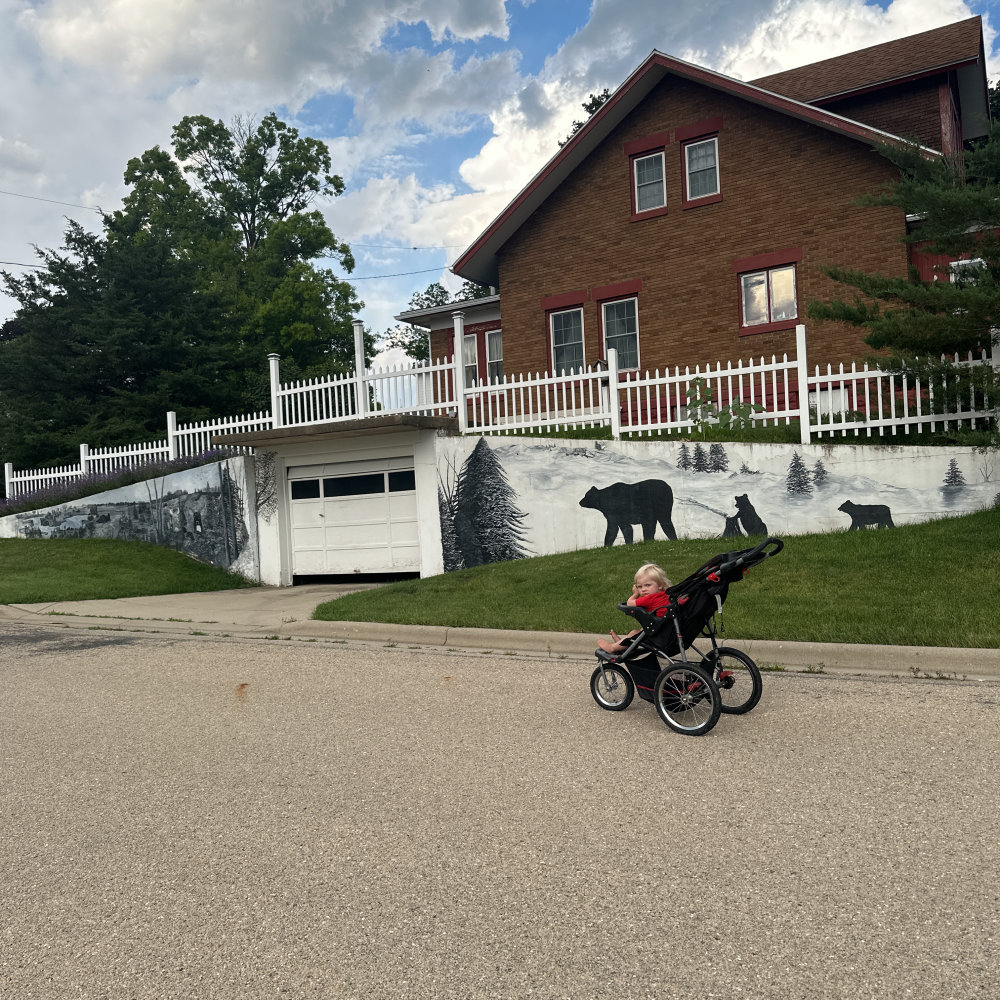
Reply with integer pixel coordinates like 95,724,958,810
734,494,767,536
579,480,678,546
838,500,894,529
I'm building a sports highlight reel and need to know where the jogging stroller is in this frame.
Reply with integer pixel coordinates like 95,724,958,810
591,537,784,736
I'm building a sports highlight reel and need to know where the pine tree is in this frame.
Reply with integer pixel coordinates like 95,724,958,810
786,452,813,495
692,443,710,473
677,442,692,470
438,486,464,572
708,443,729,473
812,459,829,487
942,458,967,490
452,438,529,567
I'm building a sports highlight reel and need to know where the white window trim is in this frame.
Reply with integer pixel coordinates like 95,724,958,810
550,308,586,375
462,332,478,386
601,297,640,371
633,151,666,214
740,264,798,328
486,328,503,384
684,137,719,200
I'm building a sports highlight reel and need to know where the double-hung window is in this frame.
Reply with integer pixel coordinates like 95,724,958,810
486,329,503,382
684,137,719,200
633,152,666,213
602,298,639,370
462,333,478,386
551,308,585,373
733,248,802,334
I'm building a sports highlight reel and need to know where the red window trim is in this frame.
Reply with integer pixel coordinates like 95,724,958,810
623,131,671,158
675,117,723,143
592,279,642,301
731,247,803,273
540,289,588,311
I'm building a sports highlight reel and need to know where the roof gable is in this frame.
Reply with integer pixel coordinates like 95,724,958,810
452,46,941,287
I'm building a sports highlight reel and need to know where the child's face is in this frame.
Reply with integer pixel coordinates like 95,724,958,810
634,574,662,596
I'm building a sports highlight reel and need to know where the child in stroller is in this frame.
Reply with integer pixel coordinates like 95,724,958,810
590,537,783,736
596,562,672,654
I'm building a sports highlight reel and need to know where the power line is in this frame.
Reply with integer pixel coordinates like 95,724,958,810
343,266,453,280
0,188,102,213
0,260,43,269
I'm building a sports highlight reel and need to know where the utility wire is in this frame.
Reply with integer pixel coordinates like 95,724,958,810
0,188,102,213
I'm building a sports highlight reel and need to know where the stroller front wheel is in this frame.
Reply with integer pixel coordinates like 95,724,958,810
653,663,721,736
590,663,634,711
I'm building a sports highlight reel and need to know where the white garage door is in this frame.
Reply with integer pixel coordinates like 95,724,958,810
288,457,419,575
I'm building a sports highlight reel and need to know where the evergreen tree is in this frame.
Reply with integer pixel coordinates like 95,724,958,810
786,452,813,495
942,458,967,490
739,462,760,475
813,459,829,487
692,443,710,473
708,443,729,473
452,438,529,567
438,485,464,572
677,442,692,470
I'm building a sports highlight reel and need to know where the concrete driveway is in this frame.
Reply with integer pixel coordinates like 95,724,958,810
2,624,997,999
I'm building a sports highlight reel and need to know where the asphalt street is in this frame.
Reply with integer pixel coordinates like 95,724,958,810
1,623,998,999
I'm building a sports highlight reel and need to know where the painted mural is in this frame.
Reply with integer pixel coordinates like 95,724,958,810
1,458,258,578
438,437,530,571
434,436,1000,569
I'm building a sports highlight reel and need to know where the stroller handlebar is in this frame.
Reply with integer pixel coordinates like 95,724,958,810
718,536,783,575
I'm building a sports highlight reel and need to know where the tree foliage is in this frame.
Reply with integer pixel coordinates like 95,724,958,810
559,89,611,147
381,280,492,362
1,114,365,469
809,127,1000,358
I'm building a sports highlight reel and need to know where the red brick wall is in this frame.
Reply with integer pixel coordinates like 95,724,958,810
495,77,909,376
823,76,946,150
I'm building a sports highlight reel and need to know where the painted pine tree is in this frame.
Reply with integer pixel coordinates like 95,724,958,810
453,438,529,567
438,485,464,572
812,459,829,487
942,458,967,490
786,451,813,495
708,443,729,473
677,442,692,470
692,443,710,473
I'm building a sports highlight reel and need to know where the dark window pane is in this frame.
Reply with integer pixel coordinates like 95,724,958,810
290,479,321,500
323,473,385,497
388,470,416,492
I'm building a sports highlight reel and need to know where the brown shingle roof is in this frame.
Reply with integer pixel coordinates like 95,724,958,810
750,16,983,102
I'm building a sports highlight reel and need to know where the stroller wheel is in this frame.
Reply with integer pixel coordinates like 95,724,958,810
705,647,762,715
590,663,634,711
653,664,721,736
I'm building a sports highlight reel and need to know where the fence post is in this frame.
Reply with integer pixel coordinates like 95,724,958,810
4,462,12,500
606,348,621,441
79,443,90,477
268,353,283,428
353,319,370,418
452,309,467,433
795,324,811,445
166,411,179,460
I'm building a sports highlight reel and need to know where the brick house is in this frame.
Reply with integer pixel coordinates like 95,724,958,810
399,17,989,382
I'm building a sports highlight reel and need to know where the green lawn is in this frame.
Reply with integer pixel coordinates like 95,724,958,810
313,508,1000,648
0,538,256,604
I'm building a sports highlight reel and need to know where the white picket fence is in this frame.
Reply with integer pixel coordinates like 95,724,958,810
4,325,996,499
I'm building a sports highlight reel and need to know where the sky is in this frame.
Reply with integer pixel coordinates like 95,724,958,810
1,0,999,367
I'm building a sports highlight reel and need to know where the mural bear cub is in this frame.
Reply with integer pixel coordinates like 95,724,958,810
838,500,894,529
579,479,678,546
734,494,767,536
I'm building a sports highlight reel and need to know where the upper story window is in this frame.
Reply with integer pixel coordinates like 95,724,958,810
550,308,585,373
950,258,986,286
624,132,670,220
684,137,719,201
633,152,666,213
486,329,503,382
732,247,802,335
601,298,640,370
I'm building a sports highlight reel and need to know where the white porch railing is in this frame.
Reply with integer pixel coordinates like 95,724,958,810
4,324,996,500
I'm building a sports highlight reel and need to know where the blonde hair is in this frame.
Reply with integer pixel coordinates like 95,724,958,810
634,563,671,590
